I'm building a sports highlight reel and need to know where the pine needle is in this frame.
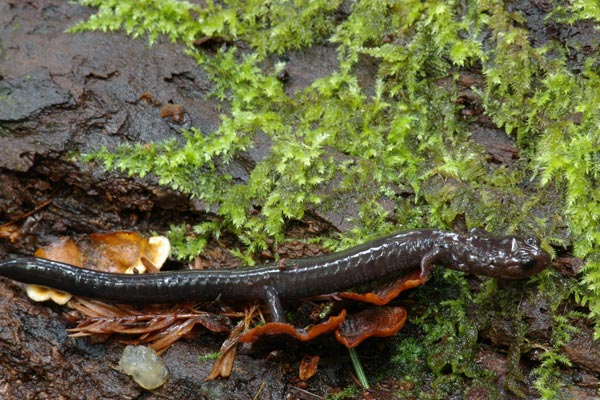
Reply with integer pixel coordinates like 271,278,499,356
348,348,369,389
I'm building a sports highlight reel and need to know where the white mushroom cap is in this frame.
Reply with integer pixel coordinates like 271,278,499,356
26,285,72,305
125,235,171,274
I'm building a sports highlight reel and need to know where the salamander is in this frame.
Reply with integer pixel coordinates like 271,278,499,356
0,229,550,322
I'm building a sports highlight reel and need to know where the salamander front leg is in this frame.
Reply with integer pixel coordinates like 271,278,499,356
420,246,450,279
263,285,285,323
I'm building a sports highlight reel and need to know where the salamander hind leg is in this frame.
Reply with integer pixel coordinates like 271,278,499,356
420,246,449,279
237,286,347,344
263,285,285,323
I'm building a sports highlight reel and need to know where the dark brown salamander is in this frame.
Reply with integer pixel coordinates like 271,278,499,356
0,229,550,322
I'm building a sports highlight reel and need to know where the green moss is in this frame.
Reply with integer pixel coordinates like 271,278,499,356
399,269,499,398
69,0,206,45
531,272,583,398
390,337,428,387
72,0,600,397
198,351,221,363
325,385,361,400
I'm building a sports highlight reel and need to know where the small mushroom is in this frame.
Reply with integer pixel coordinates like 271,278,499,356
132,235,171,274
25,285,72,305
25,232,171,304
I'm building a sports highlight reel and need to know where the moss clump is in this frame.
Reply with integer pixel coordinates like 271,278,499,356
77,0,559,252
396,269,500,398
72,0,600,397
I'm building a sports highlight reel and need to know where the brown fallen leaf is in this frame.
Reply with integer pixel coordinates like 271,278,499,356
206,305,261,380
299,354,319,381
206,321,244,380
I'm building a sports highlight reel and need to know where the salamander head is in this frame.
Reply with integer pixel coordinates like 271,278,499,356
450,230,551,279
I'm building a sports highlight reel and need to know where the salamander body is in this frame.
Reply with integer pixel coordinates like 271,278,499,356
0,229,550,320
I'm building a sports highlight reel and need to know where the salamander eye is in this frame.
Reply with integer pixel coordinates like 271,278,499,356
525,237,539,247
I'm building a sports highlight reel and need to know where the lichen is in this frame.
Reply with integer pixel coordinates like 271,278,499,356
72,0,600,397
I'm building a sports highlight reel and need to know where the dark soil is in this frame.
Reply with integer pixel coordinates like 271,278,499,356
1,1,599,399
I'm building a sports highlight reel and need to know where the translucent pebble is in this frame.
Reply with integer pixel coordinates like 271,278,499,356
119,345,169,389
